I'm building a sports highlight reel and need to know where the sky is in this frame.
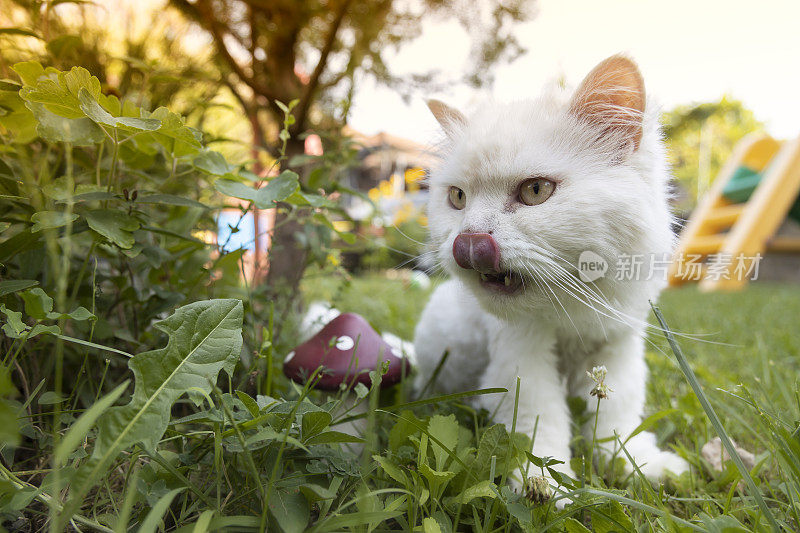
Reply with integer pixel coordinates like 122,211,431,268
347,0,800,144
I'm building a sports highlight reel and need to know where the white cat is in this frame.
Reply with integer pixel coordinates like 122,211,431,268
413,55,689,491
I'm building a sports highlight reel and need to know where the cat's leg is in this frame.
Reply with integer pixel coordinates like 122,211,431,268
575,331,688,478
476,324,574,492
413,279,490,395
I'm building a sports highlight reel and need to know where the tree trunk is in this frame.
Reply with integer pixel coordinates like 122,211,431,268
265,136,308,303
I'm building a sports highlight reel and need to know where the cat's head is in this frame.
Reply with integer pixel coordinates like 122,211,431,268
425,55,674,317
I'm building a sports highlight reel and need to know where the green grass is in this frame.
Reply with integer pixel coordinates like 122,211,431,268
7,271,800,531
301,272,800,531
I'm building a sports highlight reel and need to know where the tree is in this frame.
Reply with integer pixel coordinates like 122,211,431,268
169,0,537,298
0,1,224,118
663,97,764,210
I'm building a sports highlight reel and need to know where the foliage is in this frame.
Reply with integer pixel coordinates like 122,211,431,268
0,30,798,533
170,0,538,296
0,61,362,529
0,0,226,122
663,97,764,210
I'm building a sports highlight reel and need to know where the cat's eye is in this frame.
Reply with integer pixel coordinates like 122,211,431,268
448,186,466,210
518,177,555,206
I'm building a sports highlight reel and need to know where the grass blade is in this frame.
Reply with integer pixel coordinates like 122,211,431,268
138,487,186,533
54,379,129,464
651,303,781,532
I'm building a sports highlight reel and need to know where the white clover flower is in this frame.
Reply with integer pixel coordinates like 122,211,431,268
524,475,552,504
587,365,612,399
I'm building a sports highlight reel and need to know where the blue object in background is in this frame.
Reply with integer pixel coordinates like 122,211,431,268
217,210,256,252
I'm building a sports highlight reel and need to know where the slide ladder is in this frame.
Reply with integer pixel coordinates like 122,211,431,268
668,132,800,291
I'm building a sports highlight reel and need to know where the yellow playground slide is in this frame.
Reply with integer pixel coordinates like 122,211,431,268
668,132,800,291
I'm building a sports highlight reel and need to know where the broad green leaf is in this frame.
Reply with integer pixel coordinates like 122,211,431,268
0,279,38,298
77,88,160,131
26,102,104,145
564,518,592,533
12,61,46,86
30,210,78,232
449,480,497,505
21,287,53,319
147,106,202,156
389,410,423,453
475,424,510,479
0,305,26,336
591,501,634,533
0,400,20,446
42,176,73,201
254,170,299,208
505,500,533,526
304,431,364,446
302,410,332,441
428,414,459,471
214,179,258,202
268,487,309,533
61,299,243,527
28,324,60,337
235,390,259,418
0,80,21,91
299,483,336,502
71,191,116,203
135,194,208,209
243,427,307,451
84,209,140,249
373,455,408,486
423,517,443,533
39,391,66,405
47,306,95,321
20,68,89,118
55,380,129,464
0,87,37,142
353,382,369,399
194,150,234,176
419,463,456,495
138,488,186,533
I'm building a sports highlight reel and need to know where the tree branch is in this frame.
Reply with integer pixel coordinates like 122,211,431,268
169,0,271,98
293,0,352,132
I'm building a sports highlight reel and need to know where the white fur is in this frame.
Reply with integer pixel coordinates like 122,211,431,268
414,61,688,491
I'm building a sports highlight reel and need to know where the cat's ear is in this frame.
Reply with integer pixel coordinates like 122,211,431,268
427,99,466,137
569,55,645,152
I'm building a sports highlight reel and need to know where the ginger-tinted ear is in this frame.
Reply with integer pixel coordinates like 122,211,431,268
427,99,466,137
569,55,645,152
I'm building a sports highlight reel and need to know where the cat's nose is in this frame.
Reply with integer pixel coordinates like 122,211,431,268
452,233,501,273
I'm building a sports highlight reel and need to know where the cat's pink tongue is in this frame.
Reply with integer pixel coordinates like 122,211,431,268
453,233,501,273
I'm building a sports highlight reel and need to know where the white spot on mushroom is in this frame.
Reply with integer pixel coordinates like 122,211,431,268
284,351,295,363
335,335,354,351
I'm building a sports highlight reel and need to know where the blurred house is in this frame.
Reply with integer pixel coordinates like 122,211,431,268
341,129,438,225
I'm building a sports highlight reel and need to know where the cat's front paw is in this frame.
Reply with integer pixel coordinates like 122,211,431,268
636,450,689,479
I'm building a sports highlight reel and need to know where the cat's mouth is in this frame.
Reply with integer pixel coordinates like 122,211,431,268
477,270,523,294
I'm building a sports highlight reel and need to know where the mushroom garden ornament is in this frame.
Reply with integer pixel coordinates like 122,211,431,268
283,312,412,390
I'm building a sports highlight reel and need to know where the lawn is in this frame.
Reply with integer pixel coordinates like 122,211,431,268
303,271,800,531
